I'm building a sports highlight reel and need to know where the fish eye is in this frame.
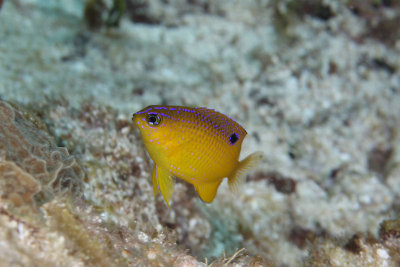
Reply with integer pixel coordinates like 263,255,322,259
147,113,162,126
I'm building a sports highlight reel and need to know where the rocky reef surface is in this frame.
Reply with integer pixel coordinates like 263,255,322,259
0,0,399,266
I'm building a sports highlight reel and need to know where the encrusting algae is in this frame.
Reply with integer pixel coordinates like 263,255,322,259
132,105,263,208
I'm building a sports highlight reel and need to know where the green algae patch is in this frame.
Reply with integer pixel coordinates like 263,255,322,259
42,200,125,267
380,218,400,239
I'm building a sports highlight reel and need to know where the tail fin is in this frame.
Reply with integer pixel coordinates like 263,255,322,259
228,151,263,192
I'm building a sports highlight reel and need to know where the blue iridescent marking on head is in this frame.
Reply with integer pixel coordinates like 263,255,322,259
136,107,153,114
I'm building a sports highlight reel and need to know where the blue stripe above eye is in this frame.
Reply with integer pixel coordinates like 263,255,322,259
136,107,153,114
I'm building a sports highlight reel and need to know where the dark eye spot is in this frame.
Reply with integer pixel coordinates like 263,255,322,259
229,133,239,144
147,113,161,126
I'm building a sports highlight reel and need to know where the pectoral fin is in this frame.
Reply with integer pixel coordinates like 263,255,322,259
195,179,222,203
153,165,175,208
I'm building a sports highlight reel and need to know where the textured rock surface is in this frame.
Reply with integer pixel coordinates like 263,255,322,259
0,0,399,266
0,101,83,204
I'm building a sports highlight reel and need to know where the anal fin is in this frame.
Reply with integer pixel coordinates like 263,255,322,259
195,179,222,203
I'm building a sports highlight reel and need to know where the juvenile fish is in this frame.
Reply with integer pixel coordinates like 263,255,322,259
132,105,263,207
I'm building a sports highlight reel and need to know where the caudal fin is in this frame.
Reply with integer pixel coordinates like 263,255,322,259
228,151,263,192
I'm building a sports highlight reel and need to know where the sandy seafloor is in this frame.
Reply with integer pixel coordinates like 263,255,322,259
0,0,400,266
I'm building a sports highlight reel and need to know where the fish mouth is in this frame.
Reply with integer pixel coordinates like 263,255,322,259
131,113,140,128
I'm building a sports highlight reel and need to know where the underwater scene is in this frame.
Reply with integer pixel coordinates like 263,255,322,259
0,0,399,266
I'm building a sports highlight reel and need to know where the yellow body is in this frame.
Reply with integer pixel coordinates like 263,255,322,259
132,105,262,206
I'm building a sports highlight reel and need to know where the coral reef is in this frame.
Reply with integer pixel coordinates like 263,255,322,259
0,101,83,205
0,0,399,266
305,218,400,266
0,161,40,207
0,100,212,266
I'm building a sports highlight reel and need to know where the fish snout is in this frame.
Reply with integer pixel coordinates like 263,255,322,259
132,113,141,128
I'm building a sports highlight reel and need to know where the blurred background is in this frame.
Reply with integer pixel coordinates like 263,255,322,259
0,0,399,266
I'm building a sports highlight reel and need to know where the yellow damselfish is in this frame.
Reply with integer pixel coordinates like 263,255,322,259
132,105,263,207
